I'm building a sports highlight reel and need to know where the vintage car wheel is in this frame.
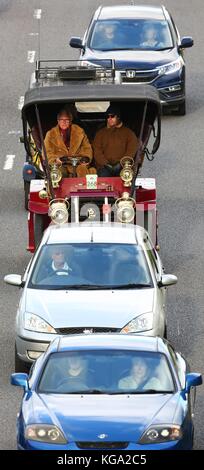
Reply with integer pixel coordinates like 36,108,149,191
34,214,45,249
24,181,30,211
15,345,30,373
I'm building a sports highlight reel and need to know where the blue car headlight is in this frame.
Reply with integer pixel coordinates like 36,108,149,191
139,424,182,444
25,424,67,444
157,58,182,76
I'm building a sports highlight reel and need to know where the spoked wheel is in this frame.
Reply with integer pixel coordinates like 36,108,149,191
24,181,30,211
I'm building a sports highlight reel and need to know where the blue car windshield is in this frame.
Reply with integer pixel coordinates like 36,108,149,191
89,19,173,51
38,350,175,394
28,243,153,290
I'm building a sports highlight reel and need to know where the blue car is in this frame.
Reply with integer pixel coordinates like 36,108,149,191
11,334,202,450
70,4,193,115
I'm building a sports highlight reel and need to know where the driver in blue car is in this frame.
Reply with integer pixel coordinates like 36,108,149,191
44,107,96,176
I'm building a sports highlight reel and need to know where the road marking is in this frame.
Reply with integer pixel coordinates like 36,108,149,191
29,32,39,36
34,9,42,19
27,50,36,63
18,96,24,110
8,130,21,135
3,155,15,170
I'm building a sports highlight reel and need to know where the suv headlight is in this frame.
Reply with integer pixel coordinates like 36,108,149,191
24,313,56,333
121,312,153,333
25,424,67,444
157,58,182,76
139,424,182,444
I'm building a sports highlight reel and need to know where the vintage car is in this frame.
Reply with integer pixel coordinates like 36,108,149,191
11,334,202,450
21,60,161,252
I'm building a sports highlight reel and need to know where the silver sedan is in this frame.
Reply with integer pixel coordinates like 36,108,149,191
4,222,177,371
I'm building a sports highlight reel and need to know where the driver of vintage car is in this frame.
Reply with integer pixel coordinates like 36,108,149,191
44,107,96,177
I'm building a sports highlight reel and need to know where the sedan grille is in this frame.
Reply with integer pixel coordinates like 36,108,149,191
56,327,119,335
76,441,129,449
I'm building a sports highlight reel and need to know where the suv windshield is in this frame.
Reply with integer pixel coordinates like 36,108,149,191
38,350,175,394
89,19,173,51
28,243,153,290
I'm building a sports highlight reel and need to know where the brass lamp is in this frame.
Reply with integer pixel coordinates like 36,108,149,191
115,192,135,223
120,156,134,187
50,163,62,188
48,198,69,225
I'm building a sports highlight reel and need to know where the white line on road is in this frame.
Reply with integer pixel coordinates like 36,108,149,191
18,96,24,110
29,32,39,36
3,155,15,170
34,9,42,19
8,130,21,135
27,50,36,63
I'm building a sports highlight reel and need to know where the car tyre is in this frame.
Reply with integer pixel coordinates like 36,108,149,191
15,345,30,373
24,181,30,211
34,213,45,249
175,100,186,116
164,324,167,339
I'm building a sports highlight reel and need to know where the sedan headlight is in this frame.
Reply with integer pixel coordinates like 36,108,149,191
24,313,56,334
121,312,153,333
25,424,67,444
139,424,182,444
157,58,182,76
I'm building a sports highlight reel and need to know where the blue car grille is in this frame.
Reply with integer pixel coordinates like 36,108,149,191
121,70,159,83
76,441,129,449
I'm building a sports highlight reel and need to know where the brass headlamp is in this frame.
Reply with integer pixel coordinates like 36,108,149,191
120,156,134,187
50,163,62,188
48,198,69,225
115,191,135,223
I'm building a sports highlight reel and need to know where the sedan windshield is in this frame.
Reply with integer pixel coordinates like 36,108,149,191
89,19,173,51
28,243,153,290
38,350,175,394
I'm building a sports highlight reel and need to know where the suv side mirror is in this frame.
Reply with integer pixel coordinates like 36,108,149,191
69,37,84,50
158,274,177,287
179,37,194,50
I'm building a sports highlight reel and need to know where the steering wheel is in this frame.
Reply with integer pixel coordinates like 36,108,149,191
55,378,89,392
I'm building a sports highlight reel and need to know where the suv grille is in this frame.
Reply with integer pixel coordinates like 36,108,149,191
121,70,159,83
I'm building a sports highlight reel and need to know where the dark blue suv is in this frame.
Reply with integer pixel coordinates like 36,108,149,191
70,4,193,115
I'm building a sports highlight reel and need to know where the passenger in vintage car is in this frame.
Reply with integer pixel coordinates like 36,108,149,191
93,105,140,176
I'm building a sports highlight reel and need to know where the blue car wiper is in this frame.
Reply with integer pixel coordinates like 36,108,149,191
113,389,174,395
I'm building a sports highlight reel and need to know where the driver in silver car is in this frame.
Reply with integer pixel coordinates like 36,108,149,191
44,107,96,176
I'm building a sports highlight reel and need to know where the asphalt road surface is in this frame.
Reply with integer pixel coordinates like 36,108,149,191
0,0,204,450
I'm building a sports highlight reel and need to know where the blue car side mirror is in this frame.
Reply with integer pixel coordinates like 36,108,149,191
11,373,29,391
185,373,202,394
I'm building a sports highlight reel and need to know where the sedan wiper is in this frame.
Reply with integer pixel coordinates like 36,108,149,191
68,389,104,394
118,389,174,395
110,283,152,290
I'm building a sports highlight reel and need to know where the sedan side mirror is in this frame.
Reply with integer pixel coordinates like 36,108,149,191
158,274,178,287
179,37,194,50
11,373,29,392
185,373,202,394
69,37,84,50
4,274,24,287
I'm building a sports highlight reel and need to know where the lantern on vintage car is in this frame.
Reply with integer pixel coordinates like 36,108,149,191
120,156,134,187
50,163,62,188
48,198,69,224
115,192,135,223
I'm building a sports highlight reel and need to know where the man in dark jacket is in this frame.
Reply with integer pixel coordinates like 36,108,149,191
93,105,139,176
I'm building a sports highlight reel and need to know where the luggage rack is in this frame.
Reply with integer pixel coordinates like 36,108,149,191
35,59,116,83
